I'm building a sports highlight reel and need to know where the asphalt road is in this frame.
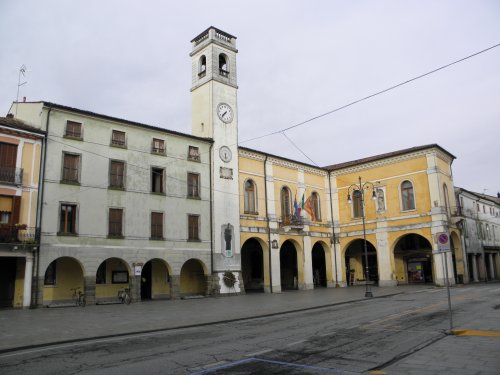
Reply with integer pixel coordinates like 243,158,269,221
1,285,499,374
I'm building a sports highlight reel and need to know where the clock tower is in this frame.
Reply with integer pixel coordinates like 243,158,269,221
190,27,241,294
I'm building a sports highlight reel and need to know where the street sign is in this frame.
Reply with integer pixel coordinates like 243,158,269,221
436,232,451,253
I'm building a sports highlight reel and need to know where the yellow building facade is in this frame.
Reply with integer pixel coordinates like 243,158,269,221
238,144,462,293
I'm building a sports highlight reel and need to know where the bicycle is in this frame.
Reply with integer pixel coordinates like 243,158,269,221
70,287,86,307
117,288,131,304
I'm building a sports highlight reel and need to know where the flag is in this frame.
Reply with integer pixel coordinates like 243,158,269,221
304,194,316,221
300,194,305,216
294,195,299,218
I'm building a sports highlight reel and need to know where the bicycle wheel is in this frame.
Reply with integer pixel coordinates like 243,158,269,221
80,296,86,307
124,294,131,305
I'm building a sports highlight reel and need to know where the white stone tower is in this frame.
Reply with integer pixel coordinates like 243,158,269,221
190,27,241,294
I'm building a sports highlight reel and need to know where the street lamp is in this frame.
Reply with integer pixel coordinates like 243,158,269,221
347,176,377,298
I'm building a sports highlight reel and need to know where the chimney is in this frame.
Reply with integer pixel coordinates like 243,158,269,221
6,113,14,118
23,96,26,102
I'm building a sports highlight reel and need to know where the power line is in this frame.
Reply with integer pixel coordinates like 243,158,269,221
239,42,500,145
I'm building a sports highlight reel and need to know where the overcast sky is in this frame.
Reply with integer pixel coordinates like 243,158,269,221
1,1,499,196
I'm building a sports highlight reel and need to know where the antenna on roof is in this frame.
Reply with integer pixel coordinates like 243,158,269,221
15,64,28,116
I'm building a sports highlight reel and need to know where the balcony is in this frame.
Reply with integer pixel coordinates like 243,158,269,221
0,225,39,244
0,166,23,185
450,206,477,219
280,215,304,231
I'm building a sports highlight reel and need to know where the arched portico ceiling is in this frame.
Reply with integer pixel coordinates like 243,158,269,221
180,258,208,275
394,234,432,254
97,257,132,274
142,258,173,275
45,256,85,274
344,238,377,256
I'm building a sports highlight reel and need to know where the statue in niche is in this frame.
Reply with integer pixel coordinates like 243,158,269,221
224,223,232,251
377,189,385,211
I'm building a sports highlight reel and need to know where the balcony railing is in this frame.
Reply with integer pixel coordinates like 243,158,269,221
450,206,478,219
0,225,40,244
0,166,23,185
280,215,304,228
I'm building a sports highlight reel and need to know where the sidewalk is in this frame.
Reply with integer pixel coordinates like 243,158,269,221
0,285,426,353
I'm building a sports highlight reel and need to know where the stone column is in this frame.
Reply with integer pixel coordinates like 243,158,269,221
302,236,313,290
22,256,33,308
471,254,479,282
170,275,181,299
270,235,282,293
128,275,141,302
489,253,495,279
84,275,96,305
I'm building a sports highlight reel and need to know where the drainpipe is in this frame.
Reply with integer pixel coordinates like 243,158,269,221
264,155,273,293
209,143,214,276
33,106,51,308
328,171,339,287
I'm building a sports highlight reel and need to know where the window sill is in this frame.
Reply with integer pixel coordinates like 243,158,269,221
151,192,166,196
401,208,416,213
108,186,126,191
63,135,83,141
60,180,80,186
107,235,124,239
243,211,259,216
151,151,166,156
149,237,165,241
187,157,201,163
110,143,127,149
187,238,201,242
57,232,78,237
187,195,201,200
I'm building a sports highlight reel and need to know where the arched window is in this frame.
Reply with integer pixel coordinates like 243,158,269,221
401,180,415,211
376,188,386,211
244,179,256,214
198,55,206,77
311,192,321,221
486,224,491,240
280,187,292,220
219,54,228,77
352,190,362,218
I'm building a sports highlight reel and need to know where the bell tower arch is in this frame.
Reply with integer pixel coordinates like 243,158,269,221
190,27,241,294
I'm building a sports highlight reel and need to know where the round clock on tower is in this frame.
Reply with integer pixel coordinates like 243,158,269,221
190,27,241,295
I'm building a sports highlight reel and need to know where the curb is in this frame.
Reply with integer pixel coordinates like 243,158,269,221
0,291,403,355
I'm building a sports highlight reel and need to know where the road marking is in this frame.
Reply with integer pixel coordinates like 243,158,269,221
452,329,500,337
245,348,272,357
286,339,306,347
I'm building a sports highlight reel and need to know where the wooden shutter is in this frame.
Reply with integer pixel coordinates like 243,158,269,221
11,196,21,225
109,209,123,236
0,143,18,168
151,212,163,239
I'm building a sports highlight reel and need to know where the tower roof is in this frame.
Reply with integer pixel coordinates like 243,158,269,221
191,26,236,43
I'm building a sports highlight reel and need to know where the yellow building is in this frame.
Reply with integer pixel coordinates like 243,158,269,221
0,115,44,308
238,144,461,293
327,144,461,287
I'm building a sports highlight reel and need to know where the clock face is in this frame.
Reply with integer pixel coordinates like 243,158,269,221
219,146,232,163
217,103,233,123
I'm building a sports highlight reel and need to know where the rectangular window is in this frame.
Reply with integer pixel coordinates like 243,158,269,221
59,204,77,234
62,153,80,183
44,261,56,285
151,212,163,240
188,146,200,161
152,138,165,154
111,130,126,147
109,160,125,188
187,173,200,198
188,214,199,241
65,121,82,138
151,167,165,193
108,208,123,237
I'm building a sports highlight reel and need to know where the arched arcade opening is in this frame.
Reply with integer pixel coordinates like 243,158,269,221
43,257,85,305
141,258,171,300
345,239,378,286
180,259,206,296
394,234,433,284
280,240,298,290
95,257,130,301
241,238,265,292
312,242,327,287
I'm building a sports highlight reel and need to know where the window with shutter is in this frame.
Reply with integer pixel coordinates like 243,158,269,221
108,208,123,237
59,204,77,234
187,173,200,198
151,212,163,240
111,130,126,147
188,215,199,241
152,138,165,154
109,160,125,188
62,153,80,183
65,121,82,138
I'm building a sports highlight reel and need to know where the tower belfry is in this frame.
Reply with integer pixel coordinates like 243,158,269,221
190,27,241,294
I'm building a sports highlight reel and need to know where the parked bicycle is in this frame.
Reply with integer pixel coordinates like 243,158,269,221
117,288,131,304
70,287,86,307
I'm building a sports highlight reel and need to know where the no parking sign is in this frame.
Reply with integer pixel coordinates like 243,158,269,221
436,232,451,253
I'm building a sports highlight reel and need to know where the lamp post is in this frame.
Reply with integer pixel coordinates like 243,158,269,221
347,176,377,298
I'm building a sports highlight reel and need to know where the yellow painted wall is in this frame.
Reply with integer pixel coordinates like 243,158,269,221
43,258,84,303
180,260,205,295
21,143,33,186
152,260,170,298
13,258,25,307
